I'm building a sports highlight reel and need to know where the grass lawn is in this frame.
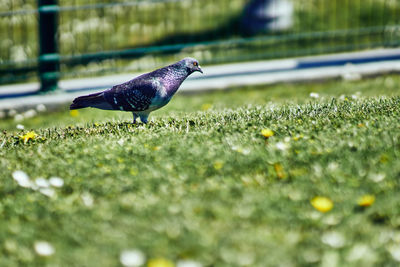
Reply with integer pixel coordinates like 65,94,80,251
1,75,400,266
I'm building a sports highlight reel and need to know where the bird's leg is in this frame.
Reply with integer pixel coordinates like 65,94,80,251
132,113,137,124
139,114,149,124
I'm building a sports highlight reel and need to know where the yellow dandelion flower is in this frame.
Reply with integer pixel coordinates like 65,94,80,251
70,110,79,117
261,129,274,138
358,195,375,207
201,103,212,111
380,154,389,163
213,161,224,170
293,134,303,141
152,146,161,151
311,196,333,213
148,258,174,267
129,168,138,176
19,131,37,144
273,163,287,179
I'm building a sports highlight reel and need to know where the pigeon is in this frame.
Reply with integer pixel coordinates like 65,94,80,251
70,57,203,123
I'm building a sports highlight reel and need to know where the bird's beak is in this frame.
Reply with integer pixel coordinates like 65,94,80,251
197,66,203,74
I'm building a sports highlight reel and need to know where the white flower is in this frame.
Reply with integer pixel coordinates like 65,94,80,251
35,177,50,188
36,104,47,112
12,170,32,188
81,193,94,207
49,177,64,187
8,109,17,117
322,214,341,226
177,260,203,267
16,124,25,130
303,249,320,263
310,92,319,98
120,249,146,267
327,162,339,171
368,173,385,183
14,114,24,122
346,244,371,262
232,145,251,155
321,231,346,248
388,245,400,262
117,139,125,146
39,188,55,198
34,241,55,256
275,142,288,151
23,109,37,118
321,251,339,267
241,148,251,155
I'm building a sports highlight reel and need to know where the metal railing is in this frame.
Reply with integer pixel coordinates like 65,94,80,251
0,0,400,92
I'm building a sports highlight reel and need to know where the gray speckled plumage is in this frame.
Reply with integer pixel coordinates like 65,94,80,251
70,58,203,123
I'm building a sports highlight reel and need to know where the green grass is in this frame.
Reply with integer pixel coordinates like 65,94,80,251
1,75,400,266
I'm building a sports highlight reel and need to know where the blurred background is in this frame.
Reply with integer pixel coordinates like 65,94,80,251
0,0,400,92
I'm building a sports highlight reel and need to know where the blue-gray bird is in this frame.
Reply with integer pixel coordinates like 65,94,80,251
70,58,203,123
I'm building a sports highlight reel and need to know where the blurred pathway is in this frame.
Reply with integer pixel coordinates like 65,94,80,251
1,48,400,112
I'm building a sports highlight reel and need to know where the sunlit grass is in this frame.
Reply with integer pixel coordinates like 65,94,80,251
1,75,400,266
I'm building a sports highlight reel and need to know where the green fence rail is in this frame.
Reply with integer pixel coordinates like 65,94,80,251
0,0,400,92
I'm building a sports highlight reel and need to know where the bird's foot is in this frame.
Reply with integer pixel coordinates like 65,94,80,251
139,115,149,124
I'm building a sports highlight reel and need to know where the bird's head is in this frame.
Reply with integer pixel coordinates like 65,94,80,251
182,57,203,74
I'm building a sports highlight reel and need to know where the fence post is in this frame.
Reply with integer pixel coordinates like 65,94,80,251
38,0,59,93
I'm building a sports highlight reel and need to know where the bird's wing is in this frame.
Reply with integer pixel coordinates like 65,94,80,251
103,76,158,112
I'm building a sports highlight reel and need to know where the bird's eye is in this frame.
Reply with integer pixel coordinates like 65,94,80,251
193,62,198,66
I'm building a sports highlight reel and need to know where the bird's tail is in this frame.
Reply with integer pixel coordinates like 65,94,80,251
70,92,107,110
